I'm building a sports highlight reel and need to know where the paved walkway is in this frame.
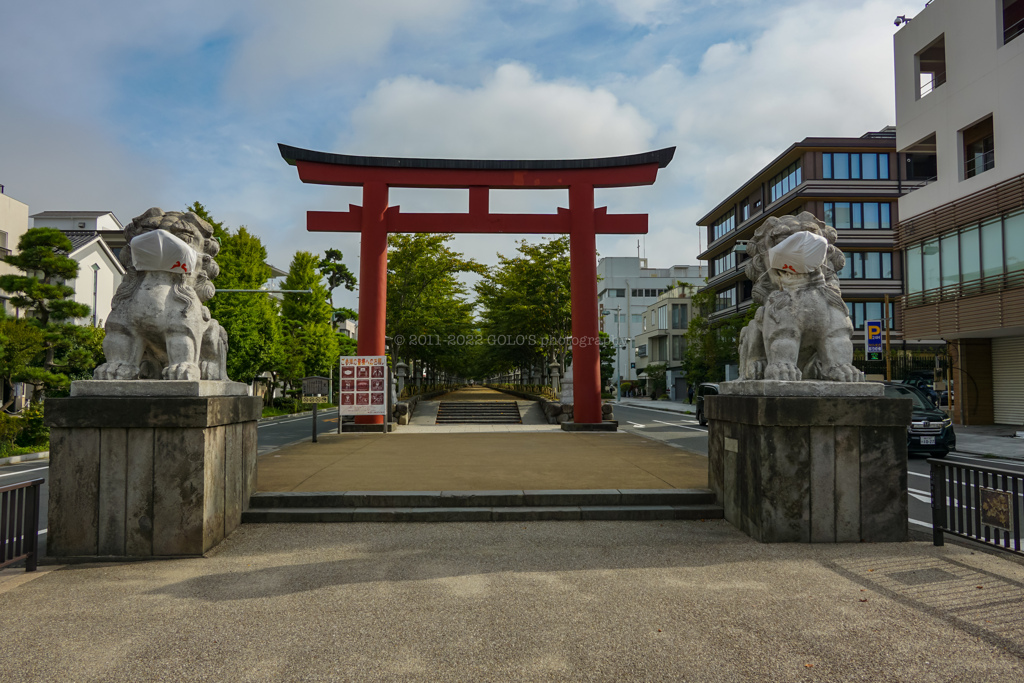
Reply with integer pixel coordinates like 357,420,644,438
3,522,1024,681
258,431,709,492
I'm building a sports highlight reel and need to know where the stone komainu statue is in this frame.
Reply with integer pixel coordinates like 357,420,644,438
94,208,230,381
737,211,863,382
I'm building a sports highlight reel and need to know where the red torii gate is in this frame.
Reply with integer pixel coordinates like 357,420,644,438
279,144,675,425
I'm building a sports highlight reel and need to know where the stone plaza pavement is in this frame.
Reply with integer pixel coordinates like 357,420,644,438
3,521,1024,682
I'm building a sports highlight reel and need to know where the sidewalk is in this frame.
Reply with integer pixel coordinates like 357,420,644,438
3,521,1024,681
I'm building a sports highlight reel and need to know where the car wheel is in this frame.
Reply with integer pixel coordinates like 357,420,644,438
697,410,707,426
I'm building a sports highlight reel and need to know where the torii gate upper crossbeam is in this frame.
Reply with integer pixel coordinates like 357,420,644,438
280,144,674,425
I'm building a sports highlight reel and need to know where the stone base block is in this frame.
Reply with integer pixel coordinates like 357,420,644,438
707,393,910,543
45,395,262,559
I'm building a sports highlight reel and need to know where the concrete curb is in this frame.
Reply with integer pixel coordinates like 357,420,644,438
0,451,49,466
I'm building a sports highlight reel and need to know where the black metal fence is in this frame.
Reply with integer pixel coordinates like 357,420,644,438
930,459,1022,557
0,478,44,572
853,350,947,380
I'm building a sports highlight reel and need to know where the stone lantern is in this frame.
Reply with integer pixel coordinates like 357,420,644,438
395,362,408,398
548,361,561,395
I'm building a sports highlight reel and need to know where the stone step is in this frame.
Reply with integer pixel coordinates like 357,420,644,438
435,401,522,425
249,489,717,509
242,504,724,523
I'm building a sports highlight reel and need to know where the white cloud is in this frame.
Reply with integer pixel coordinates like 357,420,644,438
225,0,470,99
346,63,655,160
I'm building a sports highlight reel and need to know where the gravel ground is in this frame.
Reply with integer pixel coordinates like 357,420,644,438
2,521,1024,682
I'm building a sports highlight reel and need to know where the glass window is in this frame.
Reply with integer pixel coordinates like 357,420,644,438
865,301,882,322
960,227,981,281
879,154,890,179
862,154,878,180
852,252,864,278
671,304,687,329
1005,210,1024,272
834,203,852,229
712,211,736,241
852,203,862,229
981,218,1003,278
864,252,881,279
671,335,685,361
863,203,880,230
632,314,642,324
907,244,923,293
882,252,893,279
940,234,959,287
834,153,849,179
923,239,940,290
823,154,832,179
880,202,891,229
657,305,668,329
851,154,861,179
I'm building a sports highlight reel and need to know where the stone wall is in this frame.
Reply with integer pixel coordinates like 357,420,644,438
45,395,261,559
707,391,910,543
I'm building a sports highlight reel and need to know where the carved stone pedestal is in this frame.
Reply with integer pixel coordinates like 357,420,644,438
45,382,261,560
707,381,910,543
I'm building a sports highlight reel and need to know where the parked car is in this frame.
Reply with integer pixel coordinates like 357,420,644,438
881,382,956,458
897,375,941,407
695,383,720,426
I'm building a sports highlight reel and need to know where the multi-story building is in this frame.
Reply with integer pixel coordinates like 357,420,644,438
894,0,1024,425
597,257,705,383
633,285,692,399
695,129,927,359
0,188,31,314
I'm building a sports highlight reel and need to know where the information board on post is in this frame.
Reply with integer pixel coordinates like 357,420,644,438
865,320,883,361
338,356,388,416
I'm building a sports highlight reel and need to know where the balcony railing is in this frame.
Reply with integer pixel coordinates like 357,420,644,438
964,149,995,179
904,269,1024,308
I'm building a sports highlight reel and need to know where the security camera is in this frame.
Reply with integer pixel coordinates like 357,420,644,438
894,15,910,26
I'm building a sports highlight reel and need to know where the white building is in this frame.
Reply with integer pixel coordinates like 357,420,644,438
63,232,125,327
633,285,693,400
0,189,31,314
31,210,127,258
894,0,1024,424
597,257,705,382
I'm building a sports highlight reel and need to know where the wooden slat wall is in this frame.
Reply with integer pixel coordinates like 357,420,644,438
896,172,1024,247
902,289,1024,338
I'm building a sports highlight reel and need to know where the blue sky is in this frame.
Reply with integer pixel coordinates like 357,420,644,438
0,0,923,311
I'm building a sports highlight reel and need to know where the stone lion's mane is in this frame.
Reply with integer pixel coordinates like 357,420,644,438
111,209,221,316
744,212,847,318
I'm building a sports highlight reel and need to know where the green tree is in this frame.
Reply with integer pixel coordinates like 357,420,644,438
0,319,46,411
645,362,667,398
0,228,96,395
681,285,757,385
387,234,483,378
281,251,338,381
476,237,572,380
318,248,357,307
188,204,284,385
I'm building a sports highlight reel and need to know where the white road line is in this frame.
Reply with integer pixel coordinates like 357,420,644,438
0,466,48,479
652,420,708,433
909,519,932,529
626,421,646,429
909,487,931,497
908,471,930,479
617,404,697,418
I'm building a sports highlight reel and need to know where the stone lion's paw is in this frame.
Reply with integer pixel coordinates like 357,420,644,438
94,362,140,380
825,364,863,383
163,363,201,381
200,360,223,381
765,362,802,382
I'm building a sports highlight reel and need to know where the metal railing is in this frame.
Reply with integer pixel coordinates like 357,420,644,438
930,459,1022,557
904,269,1024,308
964,149,995,179
1006,14,1024,45
1,478,44,572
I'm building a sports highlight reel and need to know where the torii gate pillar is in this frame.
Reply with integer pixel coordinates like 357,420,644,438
280,144,674,425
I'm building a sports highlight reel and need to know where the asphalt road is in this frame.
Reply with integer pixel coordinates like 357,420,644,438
612,403,710,455
257,409,350,455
